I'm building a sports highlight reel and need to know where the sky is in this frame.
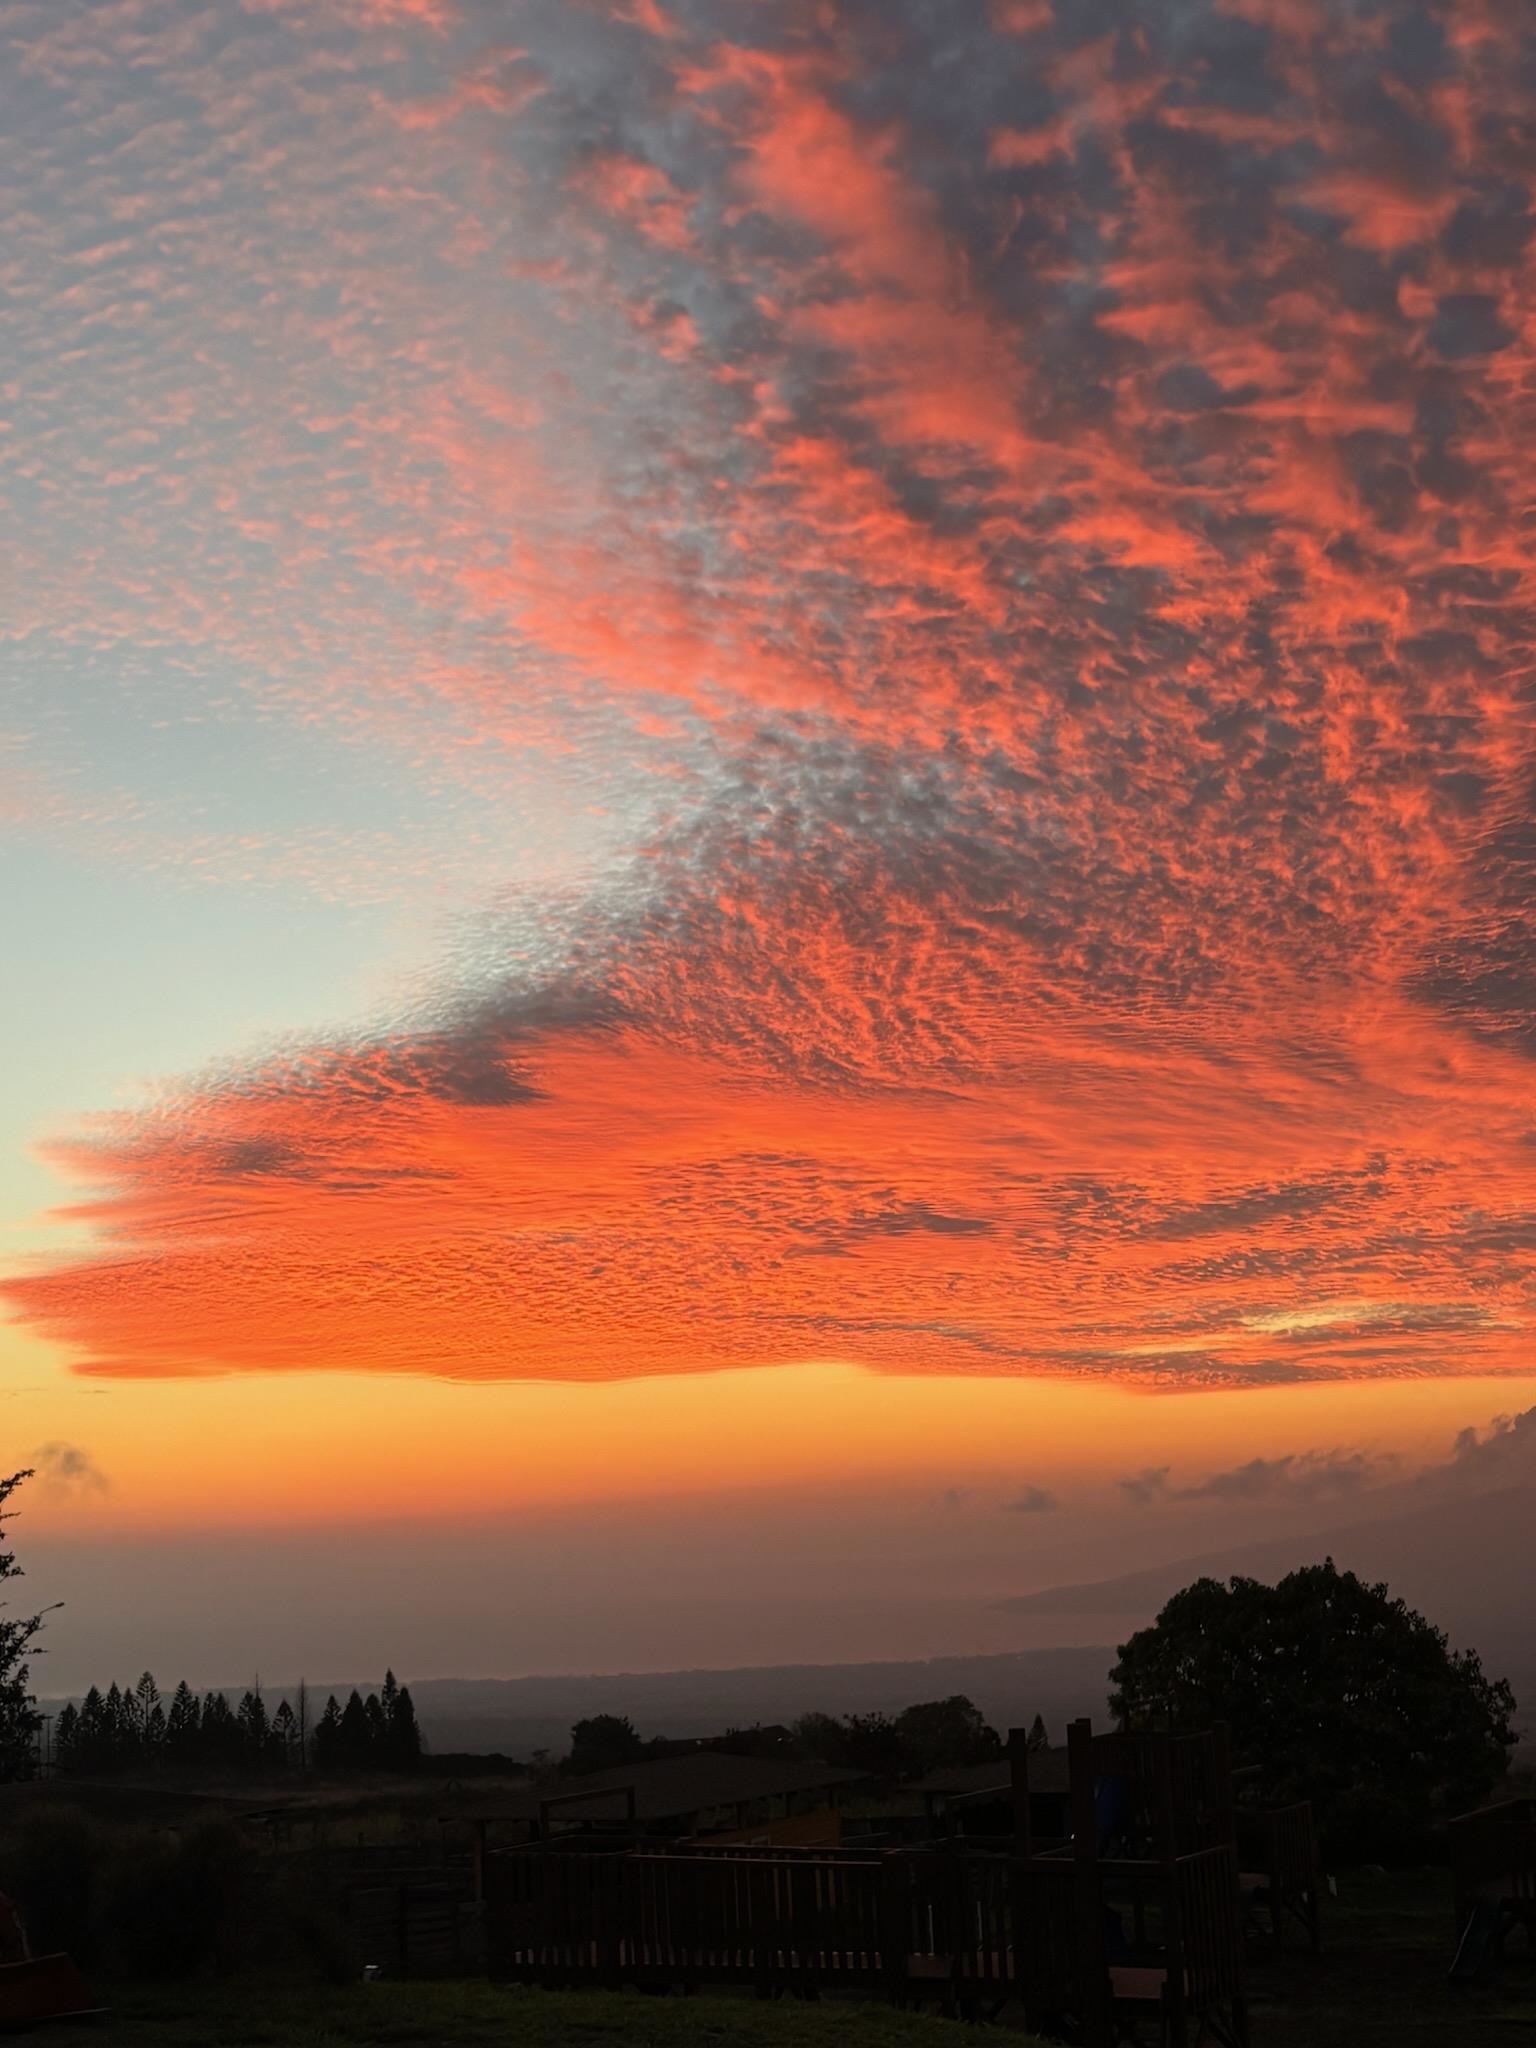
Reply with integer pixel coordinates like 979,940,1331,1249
3,0,1536,1692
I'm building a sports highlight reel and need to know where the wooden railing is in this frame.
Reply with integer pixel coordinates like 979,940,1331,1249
482,1830,1248,2041
1079,1721,1236,1858
485,1847,896,1995
1237,1800,1320,1953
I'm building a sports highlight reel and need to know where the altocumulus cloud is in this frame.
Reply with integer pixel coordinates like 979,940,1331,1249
0,0,1533,1389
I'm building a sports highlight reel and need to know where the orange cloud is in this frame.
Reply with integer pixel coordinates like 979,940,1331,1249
5,0,1536,1401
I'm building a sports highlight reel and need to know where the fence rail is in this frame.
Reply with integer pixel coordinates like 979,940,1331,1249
482,1835,1248,2040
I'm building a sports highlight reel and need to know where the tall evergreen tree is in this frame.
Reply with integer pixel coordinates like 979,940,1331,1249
271,1699,298,1766
236,1690,269,1759
201,1690,240,1766
53,1701,80,1771
363,1691,388,1760
133,1671,161,1745
389,1685,423,1771
338,1690,371,1768
312,1695,342,1770
0,1472,46,1781
166,1680,201,1760
104,1684,131,1766
75,1687,109,1772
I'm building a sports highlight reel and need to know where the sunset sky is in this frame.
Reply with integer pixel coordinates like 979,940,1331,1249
4,0,1536,1691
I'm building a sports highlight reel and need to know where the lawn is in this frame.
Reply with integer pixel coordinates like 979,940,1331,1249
1252,1866,1536,2048
42,1981,989,2048
28,1869,1536,2047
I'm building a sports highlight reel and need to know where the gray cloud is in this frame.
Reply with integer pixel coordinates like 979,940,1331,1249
28,1441,109,1496
1119,1449,1393,1507
1003,1485,1059,1515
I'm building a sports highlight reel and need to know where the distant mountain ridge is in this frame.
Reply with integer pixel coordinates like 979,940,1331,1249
390,1645,1117,1758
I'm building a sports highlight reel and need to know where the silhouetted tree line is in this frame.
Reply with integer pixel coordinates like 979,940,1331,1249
312,1670,422,1772
53,1669,421,1776
560,1694,1030,1781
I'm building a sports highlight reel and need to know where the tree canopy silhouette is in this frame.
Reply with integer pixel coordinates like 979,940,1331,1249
0,1470,46,1781
564,1714,646,1776
1110,1559,1517,1852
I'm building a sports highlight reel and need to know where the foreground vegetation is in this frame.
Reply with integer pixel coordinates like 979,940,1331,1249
10,1865,1533,2047
40,1981,988,2048
1256,1867,1534,2048
20,1867,1536,2048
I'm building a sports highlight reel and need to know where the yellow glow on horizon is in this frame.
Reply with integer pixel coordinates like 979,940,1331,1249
7,1315,1534,1538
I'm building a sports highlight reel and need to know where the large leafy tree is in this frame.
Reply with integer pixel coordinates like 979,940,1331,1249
1110,1560,1517,1851
565,1713,646,1776
892,1696,1001,1776
0,1472,47,1781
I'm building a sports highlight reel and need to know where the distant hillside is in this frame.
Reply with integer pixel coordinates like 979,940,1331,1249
400,1645,1115,1759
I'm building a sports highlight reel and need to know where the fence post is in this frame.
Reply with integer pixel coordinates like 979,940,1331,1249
1008,1726,1033,1854
1067,1718,1111,2048
880,1854,909,2008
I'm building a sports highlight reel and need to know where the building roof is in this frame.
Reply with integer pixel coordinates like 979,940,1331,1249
483,1750,868,1825
908,1746,1070,1799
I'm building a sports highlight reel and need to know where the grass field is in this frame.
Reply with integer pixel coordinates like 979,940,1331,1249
1254,1867,1536,2048
43,1981,985,2048
27,1868,1536,2046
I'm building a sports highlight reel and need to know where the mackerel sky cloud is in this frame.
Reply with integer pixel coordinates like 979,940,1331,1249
4,0,1535,1390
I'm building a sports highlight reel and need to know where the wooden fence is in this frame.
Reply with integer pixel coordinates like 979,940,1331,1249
483,1836,1248,2040
344,1880,481,1977
468,1720,1269,2039
1237,1801,1321,1954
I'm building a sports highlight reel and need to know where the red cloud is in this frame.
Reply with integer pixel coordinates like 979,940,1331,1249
5,0,1536,1390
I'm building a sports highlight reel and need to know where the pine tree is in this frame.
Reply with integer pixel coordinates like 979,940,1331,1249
53,1701,80,1771
236,1690,269,1760
104,1684,131,1768
166,1681,201,1761
201,1691,240,1766
389,1685,423,1772
313,1695,342,1770
0,1472,47,1781
76,1687,109,1772
363,1691,388,1761
338,1690,371,1768
271,1700,298,1766
133,1671,161,1746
